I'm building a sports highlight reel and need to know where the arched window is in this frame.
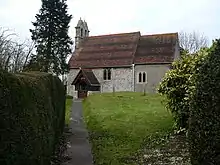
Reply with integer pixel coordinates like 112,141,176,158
138,72,142,83
143,72,146,83
103,69,107,80
138,72,147,83
107,68,111,80
81,28,83,37
103,68,111,80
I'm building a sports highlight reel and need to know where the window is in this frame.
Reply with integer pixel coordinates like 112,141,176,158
138,72,147,83
143,72,146,83
103,68,111,80
103,69,107,80
81,28,83,37
138,72,142,83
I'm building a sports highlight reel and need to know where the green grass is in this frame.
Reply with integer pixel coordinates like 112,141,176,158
83,92,174,165
65,98,72,125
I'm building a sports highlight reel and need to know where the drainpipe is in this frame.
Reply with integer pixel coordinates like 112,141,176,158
132,64,135,92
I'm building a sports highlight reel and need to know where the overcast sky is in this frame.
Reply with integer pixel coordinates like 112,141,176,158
0,0,219,44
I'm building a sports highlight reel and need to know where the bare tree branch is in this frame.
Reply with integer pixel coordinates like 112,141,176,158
0,27,35,72
23,41,35,68
179,31,209,54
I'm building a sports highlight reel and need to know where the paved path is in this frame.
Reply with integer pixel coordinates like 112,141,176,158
63,99,93,165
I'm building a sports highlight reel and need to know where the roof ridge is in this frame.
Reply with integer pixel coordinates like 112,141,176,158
81,69,92,84
88,31,140,38
141,32,178,37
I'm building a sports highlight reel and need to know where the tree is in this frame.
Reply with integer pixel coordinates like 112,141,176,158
158,47,210,131
179,31,209,54
0,27,35,72
189,39,220,165
30,0,73,78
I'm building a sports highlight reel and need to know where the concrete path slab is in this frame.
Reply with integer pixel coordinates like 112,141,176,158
63,100,93,165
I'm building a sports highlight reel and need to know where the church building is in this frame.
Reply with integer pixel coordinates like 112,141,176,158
67,18,180,98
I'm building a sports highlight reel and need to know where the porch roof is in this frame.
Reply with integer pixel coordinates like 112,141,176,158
71,69,100,86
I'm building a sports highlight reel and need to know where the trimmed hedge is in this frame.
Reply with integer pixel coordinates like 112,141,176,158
0,71,65,165
189,40,220,164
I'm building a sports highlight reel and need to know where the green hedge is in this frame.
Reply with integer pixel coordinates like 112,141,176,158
0,71,65,165
189,40,220,164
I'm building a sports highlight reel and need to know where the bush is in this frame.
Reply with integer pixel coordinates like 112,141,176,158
189,40,220,164
158,48,209,130
66,95,73,99
0,71,65,165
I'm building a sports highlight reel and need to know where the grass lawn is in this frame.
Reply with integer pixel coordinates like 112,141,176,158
65,98,72,125
83,92,174,165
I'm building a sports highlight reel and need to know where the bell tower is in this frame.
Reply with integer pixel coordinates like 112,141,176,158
75,18,89,49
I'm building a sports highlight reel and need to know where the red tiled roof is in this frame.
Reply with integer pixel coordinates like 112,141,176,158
69,32,178,68
134,33,178,64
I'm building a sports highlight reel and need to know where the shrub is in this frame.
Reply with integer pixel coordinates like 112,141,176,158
66,95,73,99
158,48,209,130
189,40,220,164
0,71,65,165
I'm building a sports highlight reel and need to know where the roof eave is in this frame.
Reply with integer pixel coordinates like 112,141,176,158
134,62,172,65
90,84,100,86
69,64,133,69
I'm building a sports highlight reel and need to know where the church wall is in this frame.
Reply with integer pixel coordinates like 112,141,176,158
67,67,134,98
67,69,80,98
114,68,133,92
92,68,133,93
134,64,170,93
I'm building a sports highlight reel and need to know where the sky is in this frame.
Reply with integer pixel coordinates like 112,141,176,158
0,0,220,44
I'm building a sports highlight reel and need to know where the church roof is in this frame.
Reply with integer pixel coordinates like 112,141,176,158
71,69,100,86
69,32,178,68
134,33,178,64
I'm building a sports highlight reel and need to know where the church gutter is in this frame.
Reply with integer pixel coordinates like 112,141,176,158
132,64,135,92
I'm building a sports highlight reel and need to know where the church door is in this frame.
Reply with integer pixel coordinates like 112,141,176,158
77,82,88,99
78,90,88,98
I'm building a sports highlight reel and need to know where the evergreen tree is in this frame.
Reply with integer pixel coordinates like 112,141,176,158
30,0,73,76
